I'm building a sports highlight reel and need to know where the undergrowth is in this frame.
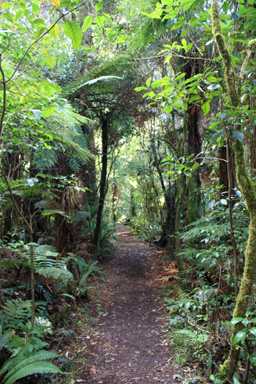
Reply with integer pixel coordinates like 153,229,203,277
0,241,102,384
164,196,256,383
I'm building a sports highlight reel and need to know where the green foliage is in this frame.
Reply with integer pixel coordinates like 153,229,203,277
229,311,256,367
81,204,117,257
0,348,61,384
69,256,101,297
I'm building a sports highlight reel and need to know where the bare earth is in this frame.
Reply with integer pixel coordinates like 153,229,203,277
81,224,175,384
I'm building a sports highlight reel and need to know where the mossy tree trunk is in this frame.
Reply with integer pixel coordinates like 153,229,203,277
212,1,256,380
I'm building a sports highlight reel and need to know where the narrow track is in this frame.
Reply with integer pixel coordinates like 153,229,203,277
83,224,175,384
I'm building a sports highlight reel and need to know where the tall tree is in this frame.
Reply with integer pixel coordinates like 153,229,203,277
211,1,256,380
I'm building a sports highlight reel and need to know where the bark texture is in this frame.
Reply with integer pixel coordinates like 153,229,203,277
93,116,109,246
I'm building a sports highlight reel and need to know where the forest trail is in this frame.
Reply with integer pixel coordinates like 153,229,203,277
81,224,175,384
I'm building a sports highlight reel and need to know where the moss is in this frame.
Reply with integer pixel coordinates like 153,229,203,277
225,68,239,107
211,1,222,35
212,3,239,107
248,38,256,51
217,359,229,381
242,50,248,61
212,0,256,381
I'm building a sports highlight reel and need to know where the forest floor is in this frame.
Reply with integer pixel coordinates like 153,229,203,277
55,224,194,384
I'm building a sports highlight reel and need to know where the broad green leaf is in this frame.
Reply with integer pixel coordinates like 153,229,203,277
181,38,187,48
175,73,185,81
134,87,148,92
1,3,11,9
201,101,210,115
15,10,23,20
233,329,247,345
5,12,14,22
192,162,199,170
232,130,244,142
171,17,185,30
82,15,92,32
231,317,245,324
95,15,105,27
95,2,103,11
32,2,39,14
220,199,228,205
64,21,82,49
146,77,152,87
32,19,45,27
249,327,256,337
50,24,60,37
41,46,56,68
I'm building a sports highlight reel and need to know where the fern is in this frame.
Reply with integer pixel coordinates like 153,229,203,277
36,266,74,284
2,299,32,325
30,245,74,284
79,261,100,287
0,349,61,384
180,216,229,242
174,329,209,344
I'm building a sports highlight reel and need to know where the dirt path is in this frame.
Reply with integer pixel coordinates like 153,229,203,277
82,224,175,384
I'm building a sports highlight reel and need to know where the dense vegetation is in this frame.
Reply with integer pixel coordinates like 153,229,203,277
0,0,256,383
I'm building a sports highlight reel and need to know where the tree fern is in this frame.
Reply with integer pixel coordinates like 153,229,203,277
180,216,229,242
0,349,61,384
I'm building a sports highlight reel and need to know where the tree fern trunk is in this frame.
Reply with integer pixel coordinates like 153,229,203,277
94,116,109,246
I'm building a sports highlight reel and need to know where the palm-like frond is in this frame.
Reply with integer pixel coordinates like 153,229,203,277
180,215,229,242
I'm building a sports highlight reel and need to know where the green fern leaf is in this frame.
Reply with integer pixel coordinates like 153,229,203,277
2,299,32,323
36,267,74,283
4,361,61,384
0,350,59,379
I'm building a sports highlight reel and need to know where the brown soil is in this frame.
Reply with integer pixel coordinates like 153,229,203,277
78,224,176,384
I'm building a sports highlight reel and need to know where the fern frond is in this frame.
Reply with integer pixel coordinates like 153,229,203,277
0,350,61,384
181,217,229,242
2,299,31,322
0,349,59,378
36,267,74,283
53,132,91,162
4,361,61,384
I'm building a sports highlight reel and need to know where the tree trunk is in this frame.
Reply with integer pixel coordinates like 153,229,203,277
93,116,109,245
174,177,186,277
212,2,256,380
130,186,136,218
150,138,175,250
185,61,204,224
